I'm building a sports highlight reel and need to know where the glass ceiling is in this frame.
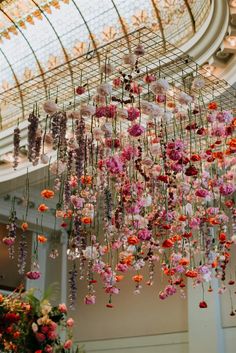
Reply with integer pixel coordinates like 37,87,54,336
0,0,211,129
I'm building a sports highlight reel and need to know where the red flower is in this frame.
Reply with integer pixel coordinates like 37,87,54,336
185,165,198,176
199,301,208,308
208,102,217,110
185,270,198,278
162,239,174,248
219,232,226,243
182,232,192,239
76,86,85,95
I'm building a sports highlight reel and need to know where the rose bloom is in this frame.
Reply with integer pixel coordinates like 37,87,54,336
35,332,46,343
64,340,73,349
44,345,53,353
58,303,67,313
41,189,54,199
38,203,49,212
67,318,74,327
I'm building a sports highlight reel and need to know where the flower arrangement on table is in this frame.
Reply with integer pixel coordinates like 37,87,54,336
0,288,80,353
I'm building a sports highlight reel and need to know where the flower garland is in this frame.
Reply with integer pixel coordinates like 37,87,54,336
4,44,236,312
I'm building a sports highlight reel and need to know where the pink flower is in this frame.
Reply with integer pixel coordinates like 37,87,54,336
41,326,49,334
84,294,96,305
219,183,235,195
156,94,166,103
48,322,57,331
66,318,74,327
44,345,53,353
128,124,145,137
58,303,67,313
216,111,233,123
70,195,84,208
137,228,152,241
167,150,182,161
35,332,46,343
2,237,15,246
47,330,57,340
26,271,41,280
116,263,129,272
106,155,124,174
127,107,140,121
159,291,167,300
121,145,139,161
113,77,121,88
189,217,201,229
195,189,209,198
64,339,73,350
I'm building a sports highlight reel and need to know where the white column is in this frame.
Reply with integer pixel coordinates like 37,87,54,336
26,232,48,299
188,278,225,353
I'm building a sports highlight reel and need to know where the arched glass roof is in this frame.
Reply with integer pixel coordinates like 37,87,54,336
0,0,211,129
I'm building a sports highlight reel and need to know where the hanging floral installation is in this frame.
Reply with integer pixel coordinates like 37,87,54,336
0,288,81,353
2,36,236,314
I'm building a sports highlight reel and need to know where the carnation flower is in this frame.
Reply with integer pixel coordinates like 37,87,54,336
80,104,96,116
128,124,145,137
26,271,41,280
219,183,235,195
178,92,193,105
150,79,169,94
43,100,58,115
97,83,112,96
84,294,96,304
100,63,114,75
127,107,140,121
123,53,137,66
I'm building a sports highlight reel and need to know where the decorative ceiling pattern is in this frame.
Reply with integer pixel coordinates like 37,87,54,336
0,0,211,129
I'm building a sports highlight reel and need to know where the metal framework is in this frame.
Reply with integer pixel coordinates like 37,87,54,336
0,0,211,129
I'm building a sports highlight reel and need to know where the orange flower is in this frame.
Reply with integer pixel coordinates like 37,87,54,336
81,216,92,224
115,275,124,282
38,203,49,212
227,138,236,152
179,258,189,266
122,254,134,265
208,101,217,110
170,234,182,242
179,215,187,221
127,236,139,245
80,175,92,184
41,189,54,199
185,270,198,278
132,274,143,283
21,222,28,231
212,151,224,160
38,235,47,243
207,217,220,225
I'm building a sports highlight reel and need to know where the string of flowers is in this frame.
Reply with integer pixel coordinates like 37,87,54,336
4,42,236,313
